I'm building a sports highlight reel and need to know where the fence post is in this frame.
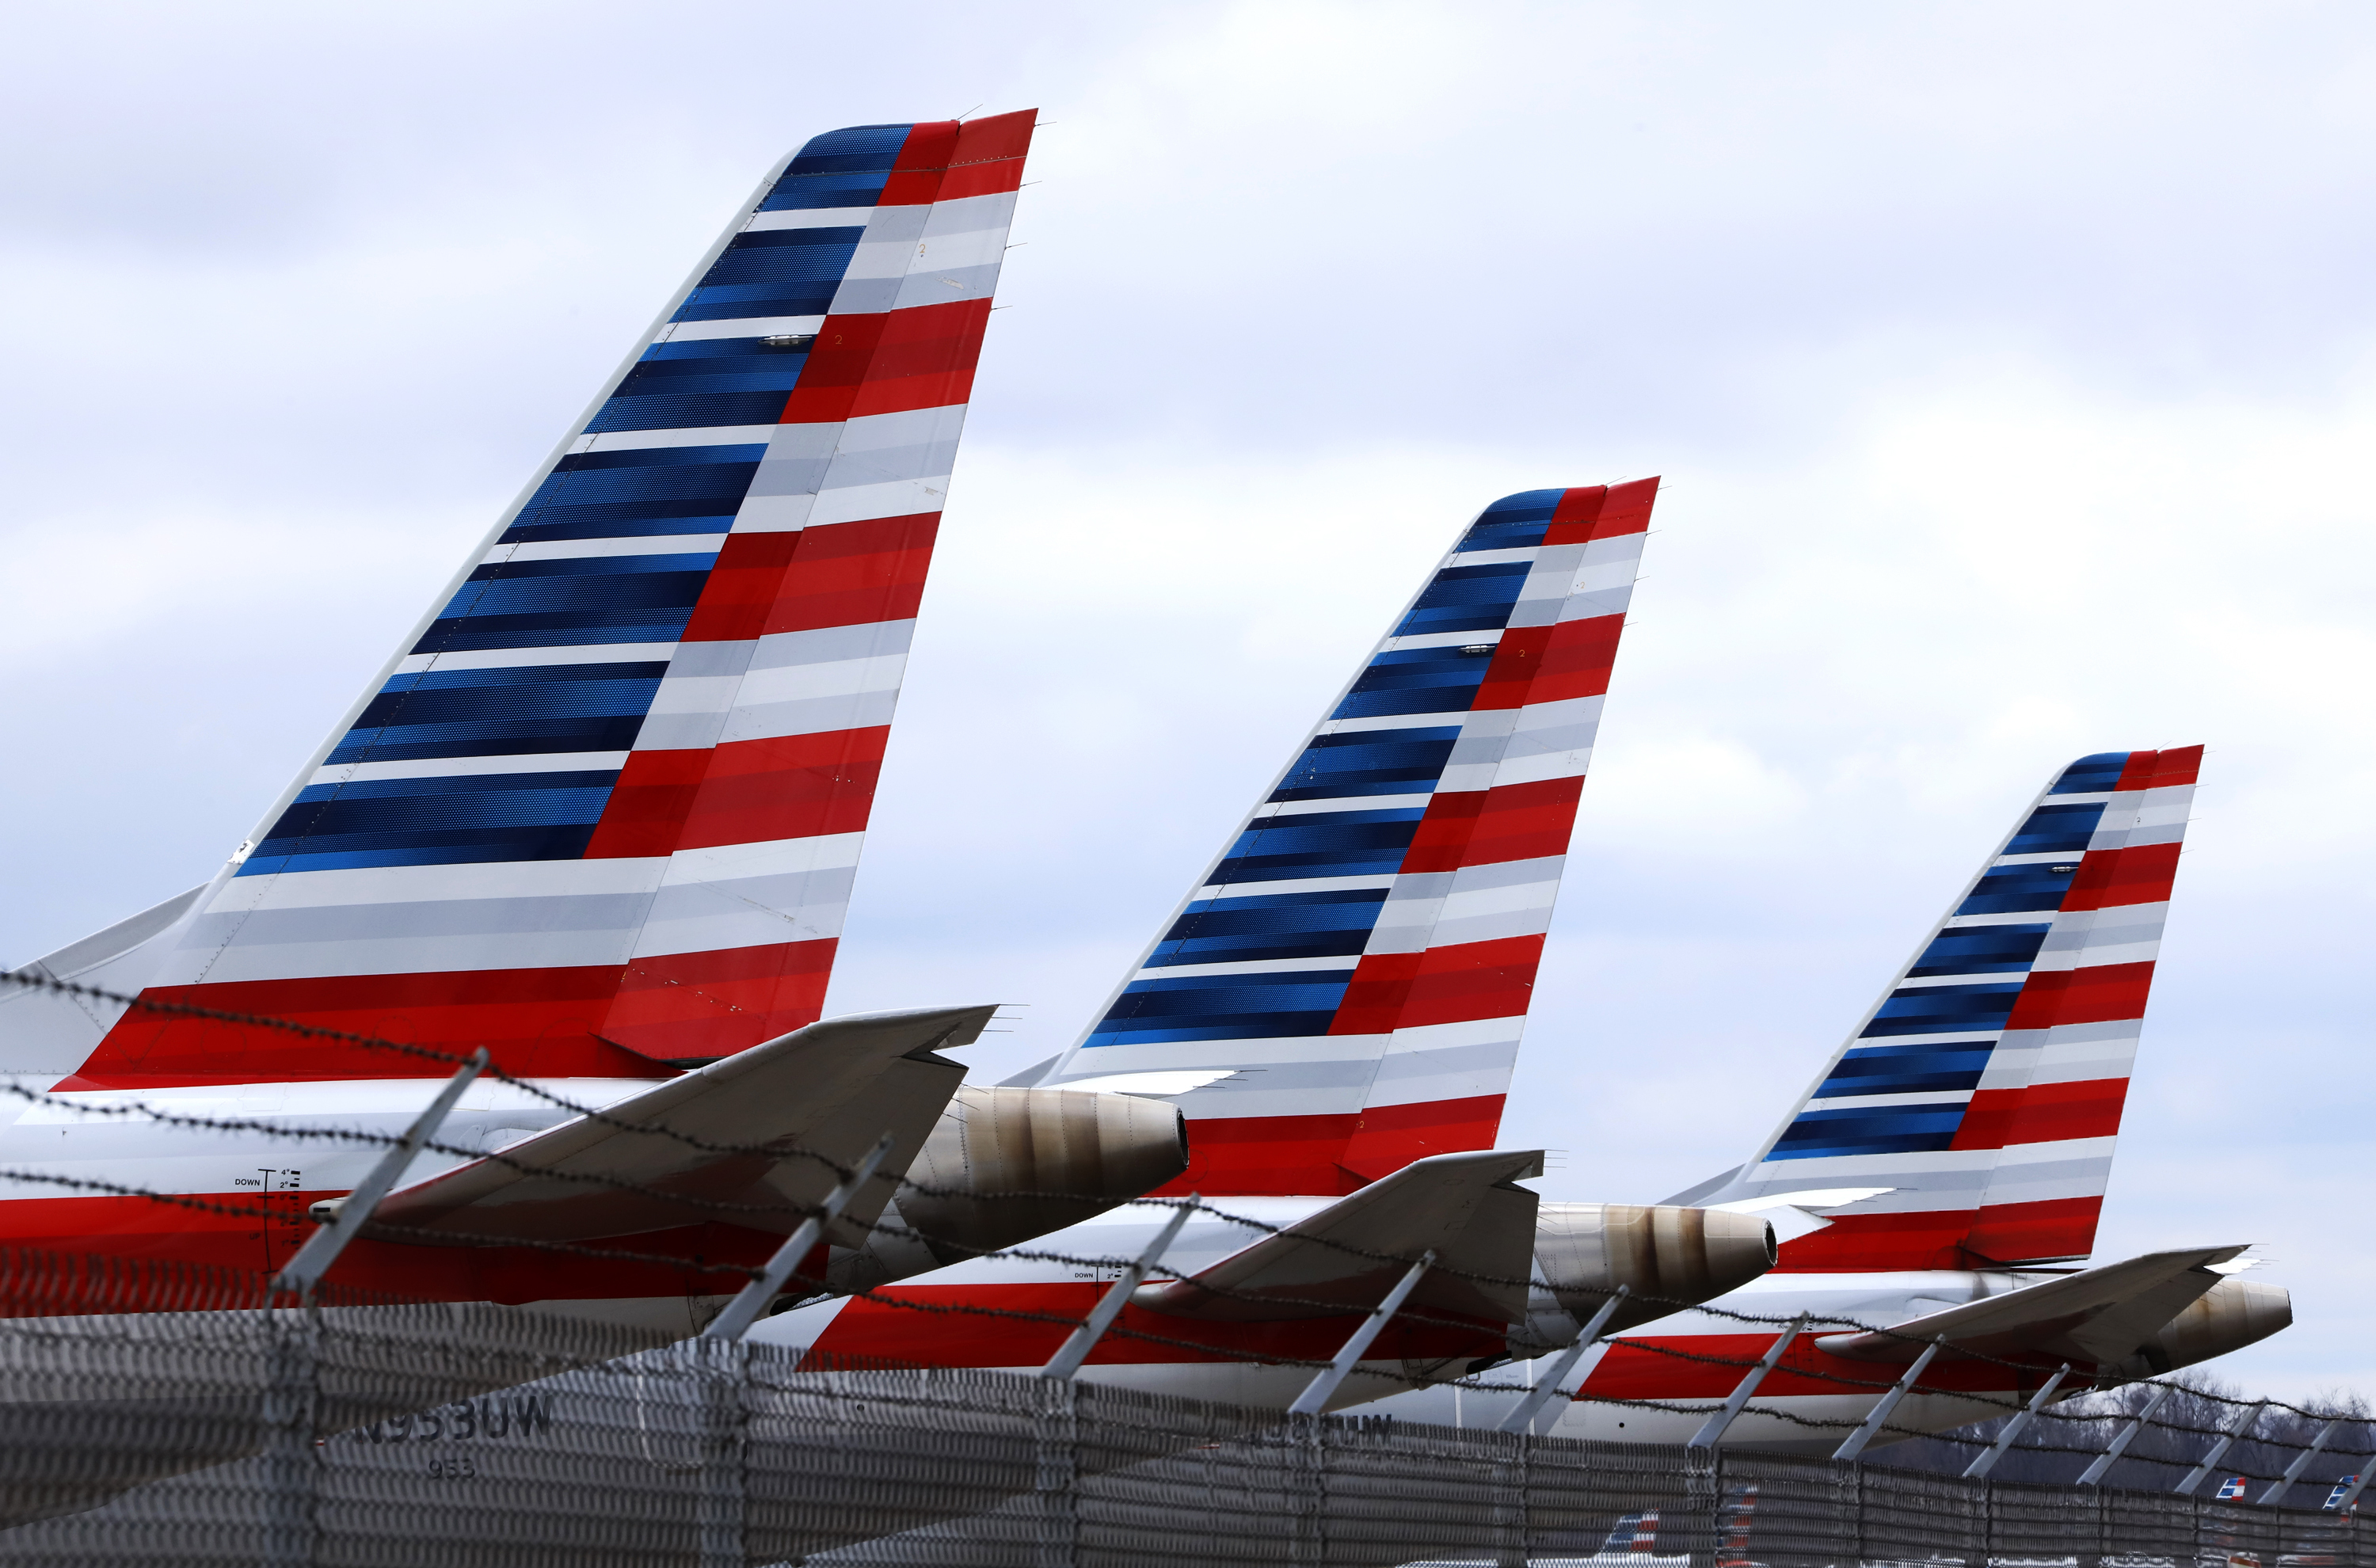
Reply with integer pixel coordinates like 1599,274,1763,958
695,1338,748,1568
1285,1411,1328,1566
1490,1429,1530,1568
1681,1433,1720,1568
275,1049,486,1299
1846,1453,1867,1566
1041,1201,1194,1380
1964,1364,2073,1480
1034,1374,1079,1568
2077,1383,2174,1486
1497,1286,1629,1435
2178,1399,2266,1495
1286,1253,1433,1417
261,1308,320,1568
2260,1417,2344,1506
703,1133,896,1344
1833,1339,1941,1462
1687,1317,1807,1449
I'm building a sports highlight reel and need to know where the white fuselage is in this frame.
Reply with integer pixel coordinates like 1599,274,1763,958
1364,1266,2072,1453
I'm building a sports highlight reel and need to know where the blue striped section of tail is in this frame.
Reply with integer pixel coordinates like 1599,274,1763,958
242,127,916,878
1083,491,1562,1049
1765,752,2127,1161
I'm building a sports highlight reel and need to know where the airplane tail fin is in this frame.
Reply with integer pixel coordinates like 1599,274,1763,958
1700,748,2203,1269
1036,483,1656,1194
17,114,1037,1087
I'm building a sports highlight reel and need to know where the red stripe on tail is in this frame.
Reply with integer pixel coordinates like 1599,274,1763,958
1544,478,1659,546
70,968,675,1086
1152,1095,1510,1197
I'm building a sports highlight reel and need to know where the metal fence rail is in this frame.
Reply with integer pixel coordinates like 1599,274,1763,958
0,1302,2366,1566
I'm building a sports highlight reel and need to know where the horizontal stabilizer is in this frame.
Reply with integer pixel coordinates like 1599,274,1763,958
1132,1147,1542,1324
0,885,206,1072
1816,1244,2247,1364
367,1005,993,1243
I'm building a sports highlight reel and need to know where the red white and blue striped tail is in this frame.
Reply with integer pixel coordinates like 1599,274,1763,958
1031,483,1657,1195
8,115,1037,1089
1694,747,2203,1269
1601,1509,1661,1552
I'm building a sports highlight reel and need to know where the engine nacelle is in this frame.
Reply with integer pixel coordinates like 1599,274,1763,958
2098,1277,2293,1383
1521,1202,1778,1345
828,1086,1188,1295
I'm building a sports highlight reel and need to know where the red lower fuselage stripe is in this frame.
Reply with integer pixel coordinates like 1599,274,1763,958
1581,1334,2053,1401
0,1194,771,1312
801,1282,1502,1370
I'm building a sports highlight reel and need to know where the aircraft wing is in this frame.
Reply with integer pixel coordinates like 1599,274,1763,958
364,1006,994,1244
1815,1244,2248,1364
1132,1148,1543,1324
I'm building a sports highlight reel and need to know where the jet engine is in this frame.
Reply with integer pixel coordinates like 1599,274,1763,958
828,1086,1188,1295
1519,1202,1779,1346
2099,1277,2294,1383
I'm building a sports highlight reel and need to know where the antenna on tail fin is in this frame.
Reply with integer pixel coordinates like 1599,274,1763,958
1697,748,2203,1269
24,115,1038,1088
1037,482,1658,1195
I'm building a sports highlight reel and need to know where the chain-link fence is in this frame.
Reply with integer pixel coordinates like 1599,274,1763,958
0,1294,2366,1567
3,968,2360,1489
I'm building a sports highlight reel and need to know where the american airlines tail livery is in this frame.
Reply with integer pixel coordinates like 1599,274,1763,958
1375,747,2290,1449
0,115,1190,1324
755,481,1784,1405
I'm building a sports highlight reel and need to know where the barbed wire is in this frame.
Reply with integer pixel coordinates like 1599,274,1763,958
0,970,2208,1357
0,1151,2358,1483
0,1064,2150,1398
0,967,2355,1475
0,972,2140,1369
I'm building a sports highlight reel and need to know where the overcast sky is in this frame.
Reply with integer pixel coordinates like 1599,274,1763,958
3,2,2372,1401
